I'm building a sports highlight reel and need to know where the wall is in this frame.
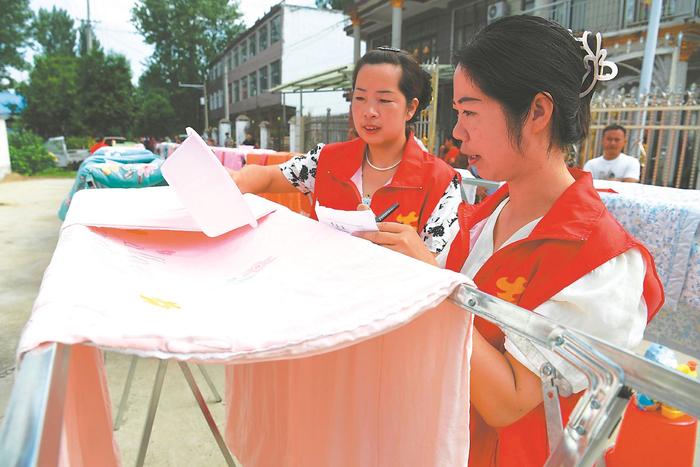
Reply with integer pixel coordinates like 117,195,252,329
0,118,10,180
281,5,359,117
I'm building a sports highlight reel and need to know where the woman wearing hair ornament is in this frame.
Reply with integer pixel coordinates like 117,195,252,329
356,15,663,467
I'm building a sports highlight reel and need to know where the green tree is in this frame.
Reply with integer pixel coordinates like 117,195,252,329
77,49,135,136
32,7,77,57
135,87,177,138
19,54,80,137
0,0,33,89
131,0,245,130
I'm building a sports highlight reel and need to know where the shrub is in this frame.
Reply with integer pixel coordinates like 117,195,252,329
8,129,57,175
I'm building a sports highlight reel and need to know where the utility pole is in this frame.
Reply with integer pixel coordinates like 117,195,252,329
632,0,663,158
178,82,208,131
85,0,93,53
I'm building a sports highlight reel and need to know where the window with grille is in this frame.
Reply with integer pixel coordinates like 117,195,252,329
249,36,256,57
259,65,269,92
453,2,487,52
259,24,268,51
249,71,258,97
271,15,281,43
270,60,281,87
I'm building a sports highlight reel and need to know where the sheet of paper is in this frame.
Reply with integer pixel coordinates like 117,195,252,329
160,127,257,237
62,187,277,232
315,203,378,234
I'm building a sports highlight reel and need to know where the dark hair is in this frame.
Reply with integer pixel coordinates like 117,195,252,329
352,47,432,123
453,15,599,150
603,124,626,136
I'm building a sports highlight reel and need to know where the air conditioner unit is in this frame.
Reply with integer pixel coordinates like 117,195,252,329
487,2,509,24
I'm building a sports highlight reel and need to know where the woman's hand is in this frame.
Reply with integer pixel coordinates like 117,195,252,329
354,221,437,266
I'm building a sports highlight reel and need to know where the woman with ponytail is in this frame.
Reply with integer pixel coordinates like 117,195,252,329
358,15,664,466
230,48,461,259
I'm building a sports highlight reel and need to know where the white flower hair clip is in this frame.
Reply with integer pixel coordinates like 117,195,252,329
575,31,618,97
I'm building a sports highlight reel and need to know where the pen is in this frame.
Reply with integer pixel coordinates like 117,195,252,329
375,202,400,222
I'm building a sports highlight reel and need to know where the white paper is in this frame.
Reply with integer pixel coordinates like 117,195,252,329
63,187,277,232
315,203,378,234
160,127,258,237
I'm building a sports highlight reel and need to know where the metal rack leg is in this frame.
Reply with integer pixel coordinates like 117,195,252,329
197,364,223,403
135,359,168,467
114,356,138,431
179,362,237,467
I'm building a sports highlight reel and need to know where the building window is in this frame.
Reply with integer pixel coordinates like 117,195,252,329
370,32,391,50
233,47,239,67
270,15,281,43
405,36,437,64
521,0,535,10
453,3,487,52
259,65,268,92
228,83,233,103
233,80,239,102
270,60,281,87
249,71,258,97
248,36,256,57
241,77,248,100
259,24,268,51
241,41,248,63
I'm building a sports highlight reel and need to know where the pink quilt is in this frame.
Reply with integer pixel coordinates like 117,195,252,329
20,188,474,466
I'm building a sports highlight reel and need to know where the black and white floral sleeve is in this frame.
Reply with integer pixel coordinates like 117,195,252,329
421,175,461,254
279,143,325,195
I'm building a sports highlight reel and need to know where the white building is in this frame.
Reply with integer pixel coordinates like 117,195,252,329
0,93,21,180
206,2,359,150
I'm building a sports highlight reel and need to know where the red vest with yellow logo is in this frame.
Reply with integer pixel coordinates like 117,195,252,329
310,135,456,233
445,169,664,467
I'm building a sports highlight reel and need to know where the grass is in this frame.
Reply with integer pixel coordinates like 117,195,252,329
30,167,78,178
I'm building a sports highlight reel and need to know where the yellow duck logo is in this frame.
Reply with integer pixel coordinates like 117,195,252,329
396,211,419,227
495,276,527,303
140,293,181,310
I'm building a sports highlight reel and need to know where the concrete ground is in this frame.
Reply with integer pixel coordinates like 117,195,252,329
0,176,698,465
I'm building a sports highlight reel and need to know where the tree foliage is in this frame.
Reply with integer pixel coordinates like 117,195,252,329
77,49,135,136
131,0,245,130
135,87,177,138
21,50,135,138
19,55,80,137
32,7,77,57
0,0,33,89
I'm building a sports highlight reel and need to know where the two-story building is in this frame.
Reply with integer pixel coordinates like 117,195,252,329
207,2,357,150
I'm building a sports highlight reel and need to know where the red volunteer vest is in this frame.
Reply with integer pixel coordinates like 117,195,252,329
310,135,456,234
445,169,664,467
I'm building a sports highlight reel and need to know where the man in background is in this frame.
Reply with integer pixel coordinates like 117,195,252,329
583,124,640,182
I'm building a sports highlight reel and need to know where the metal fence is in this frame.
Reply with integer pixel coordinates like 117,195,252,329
302,112,351,152
578,88,700,188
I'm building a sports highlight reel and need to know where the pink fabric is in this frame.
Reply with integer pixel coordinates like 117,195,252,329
20,188,474,465
59,345,120,467
226,304,472,466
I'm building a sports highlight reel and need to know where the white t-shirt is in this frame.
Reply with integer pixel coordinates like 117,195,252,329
583,153,640,181
460,198,647,393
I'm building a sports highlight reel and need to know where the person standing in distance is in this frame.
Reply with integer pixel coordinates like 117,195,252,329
583,124,640,182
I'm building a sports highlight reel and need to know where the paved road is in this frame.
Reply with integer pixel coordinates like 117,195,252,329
0,178,72,377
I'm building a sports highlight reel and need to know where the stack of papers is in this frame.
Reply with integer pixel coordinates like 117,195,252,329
315,203,378,234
